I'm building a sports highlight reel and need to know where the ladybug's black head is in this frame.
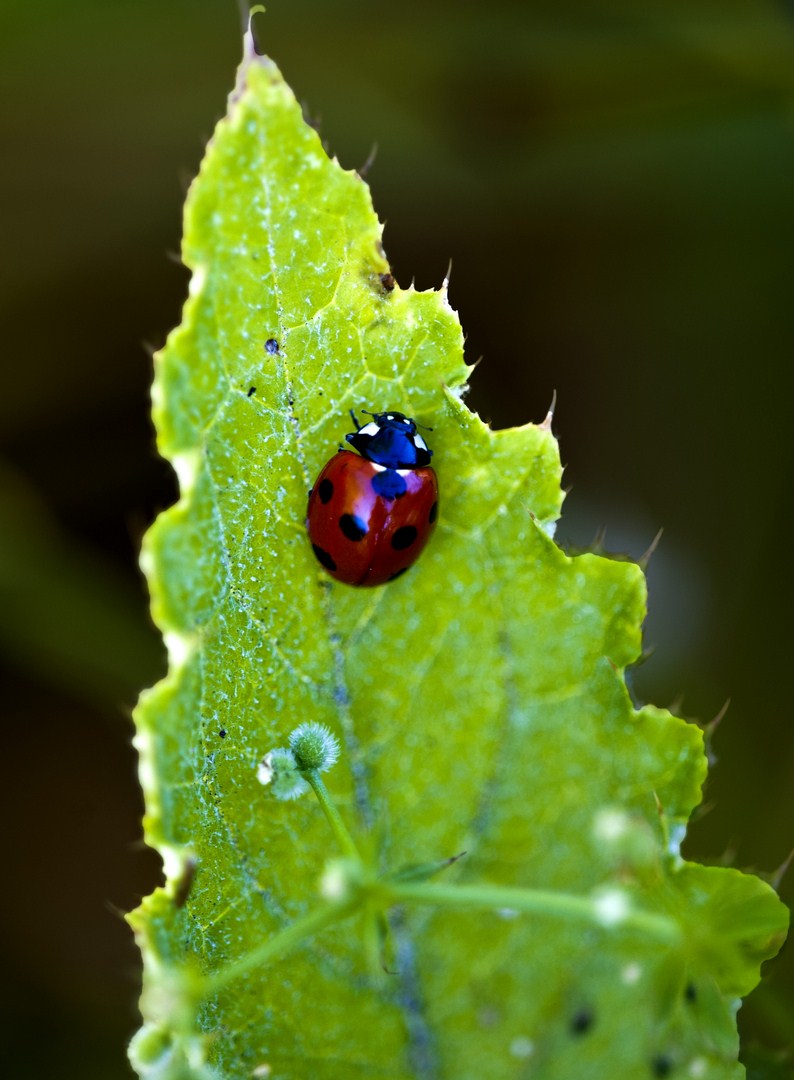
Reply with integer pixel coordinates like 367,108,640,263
346,410,433,469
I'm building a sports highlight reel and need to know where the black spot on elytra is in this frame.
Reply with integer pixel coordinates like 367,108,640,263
312,544,336,572
318,478,334,504
570,1009,594,1036
684,982,696,1003
247,386,257,397
428,500,438,524
340,513,367,542
218,729,227,738
651,1054,673,1077
388,567,408,582
265,338,279,354
391,525,418,551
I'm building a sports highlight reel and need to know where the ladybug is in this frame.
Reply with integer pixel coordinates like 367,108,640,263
306,410,439,587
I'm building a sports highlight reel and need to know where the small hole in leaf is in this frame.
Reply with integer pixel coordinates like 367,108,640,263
570,1008,594,1036
651,1054,673,1077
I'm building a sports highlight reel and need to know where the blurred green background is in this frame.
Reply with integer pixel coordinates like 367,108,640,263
1,0,792,1076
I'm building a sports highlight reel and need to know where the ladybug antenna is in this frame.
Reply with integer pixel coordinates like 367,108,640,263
349,408,363,429
415,421,434,432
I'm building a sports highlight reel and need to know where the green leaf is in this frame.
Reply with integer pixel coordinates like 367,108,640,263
128,23,788,1080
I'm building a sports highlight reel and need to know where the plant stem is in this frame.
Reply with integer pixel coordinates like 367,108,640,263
200,775,360,998
202,901,352,997
383,880,681,946
200,874,681,998
304,769,360,860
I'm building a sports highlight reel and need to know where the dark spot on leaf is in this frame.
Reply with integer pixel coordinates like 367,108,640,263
651,1054,673,1077
570,1008,594,1036
247,386,257,397
312,544,336,572
428,501,438,524
379,272,395,292
218,729,226,738
174,857,197,909
388,568,408,581
371,469,407,499
318,478,334,504
340,513,367,542
684,982,696,1003
265,338,279,354
392,526,418,551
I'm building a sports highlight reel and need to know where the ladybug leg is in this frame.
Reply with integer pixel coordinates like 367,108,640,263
349,407,362,430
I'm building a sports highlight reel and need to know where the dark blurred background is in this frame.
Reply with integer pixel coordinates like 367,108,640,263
1,1,792,1076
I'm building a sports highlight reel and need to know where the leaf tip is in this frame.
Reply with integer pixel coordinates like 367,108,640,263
638,526,664,569
538,388,557,432
230,3,278,107
247,4,268,57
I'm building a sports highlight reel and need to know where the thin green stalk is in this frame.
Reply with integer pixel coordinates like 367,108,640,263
304,769,360,860
202,859,681,999
202,901,353,997
383,880,681,946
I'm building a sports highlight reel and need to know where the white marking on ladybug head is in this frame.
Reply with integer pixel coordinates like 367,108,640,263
385,414,394,420
359,422,380,436
413,433,428,452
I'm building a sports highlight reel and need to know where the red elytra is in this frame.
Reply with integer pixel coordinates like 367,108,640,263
306,450,439,587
